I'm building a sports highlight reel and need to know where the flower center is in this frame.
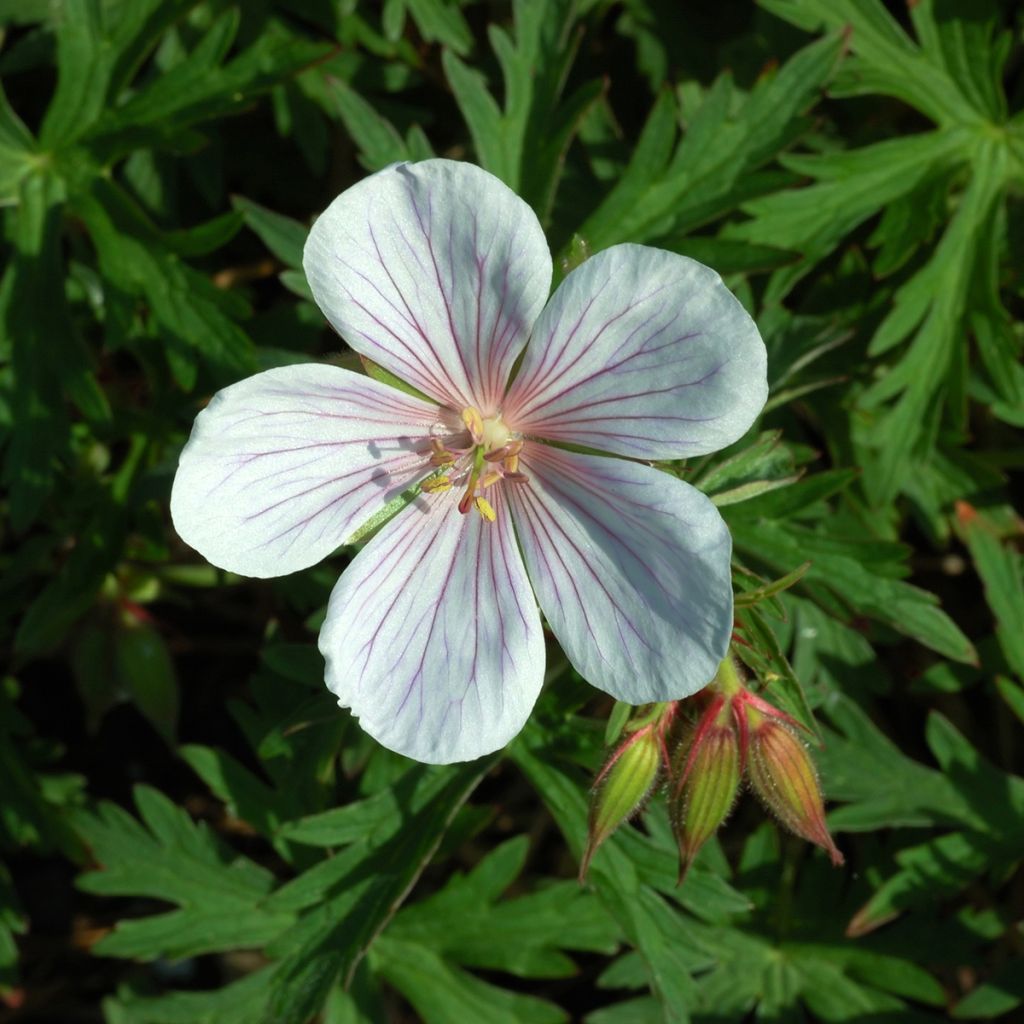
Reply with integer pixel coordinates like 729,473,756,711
419,406,529,521
480,415,510,452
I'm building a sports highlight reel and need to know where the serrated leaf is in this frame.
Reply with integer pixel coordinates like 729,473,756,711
955,502,1024,679
444,0,601,219
579,31,844,251
75,786,289,960
761,0,989,126
731,519,978,663
73,178,256,386
264,760,495,1021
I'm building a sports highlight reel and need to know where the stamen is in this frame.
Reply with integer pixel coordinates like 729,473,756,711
462,407,484,445
504,453,520,474
503,471,529,484
474,497,496,522
481,470,502,488
421,475,452,493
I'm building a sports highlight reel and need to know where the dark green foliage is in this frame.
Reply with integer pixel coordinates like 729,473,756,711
1,0,1022,1021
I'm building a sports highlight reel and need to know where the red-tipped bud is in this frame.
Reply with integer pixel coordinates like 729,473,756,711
670,697,741,882
746,712,843,866
581,719,662,881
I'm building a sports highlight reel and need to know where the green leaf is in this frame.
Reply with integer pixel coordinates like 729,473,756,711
953,960,1024,1019
818,697,970,832
444,0,602,219
733,562,811,609
386,837,619,979
264,760,495,1022
730,128,969,300
442,49,507,179
0,82,37,203
857,140,1008,504
955,503,1024,679
579,31,844,251
725,469,858,521
731,519,978,663
322,78,417,171
106,964,281,1024
39,0,110,146
231,194,307,269
279,789,405,848
114,616,179,743
0,172,109,529
761,0,991,126
734,604,819,739
658,236,798,275
374,937,566,1023
75,786,291,960
405,0,473,57
84,14,331,156
73,178,256,387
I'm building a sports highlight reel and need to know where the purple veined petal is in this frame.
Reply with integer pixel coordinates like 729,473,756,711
304,159,552,414
507,444,733,703
170,364,443,579
319,487,545,763
503,244,768,460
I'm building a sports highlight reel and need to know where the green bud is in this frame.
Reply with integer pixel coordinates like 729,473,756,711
580,722,661,881
670,699,741,882
747,713,843,866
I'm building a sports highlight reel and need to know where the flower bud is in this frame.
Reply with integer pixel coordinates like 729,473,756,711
580,721,662,881
670,697,741,882
746,713,843,865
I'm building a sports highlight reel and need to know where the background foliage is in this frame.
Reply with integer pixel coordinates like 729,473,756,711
1,0,1023,1020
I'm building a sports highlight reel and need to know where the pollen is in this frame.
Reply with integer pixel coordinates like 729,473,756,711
462,406,484,445
474,496,497,522
421,474,452,494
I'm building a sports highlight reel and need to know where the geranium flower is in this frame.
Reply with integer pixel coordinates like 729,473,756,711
170,160,767,763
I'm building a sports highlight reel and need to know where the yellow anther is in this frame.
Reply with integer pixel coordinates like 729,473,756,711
481,470,502,489
420,474,452,494
474,496,497,522
504,453,520,475
462,407,484,445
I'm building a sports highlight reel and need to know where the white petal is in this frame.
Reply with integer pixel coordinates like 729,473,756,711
170,364,440,578
507,445,732,703
304,159,552,413
319,488,545,763
504,244,767,459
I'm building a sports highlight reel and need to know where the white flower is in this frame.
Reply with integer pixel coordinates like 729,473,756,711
171,160,767,763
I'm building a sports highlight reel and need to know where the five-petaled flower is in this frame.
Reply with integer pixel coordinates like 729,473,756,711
170,160,767,763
